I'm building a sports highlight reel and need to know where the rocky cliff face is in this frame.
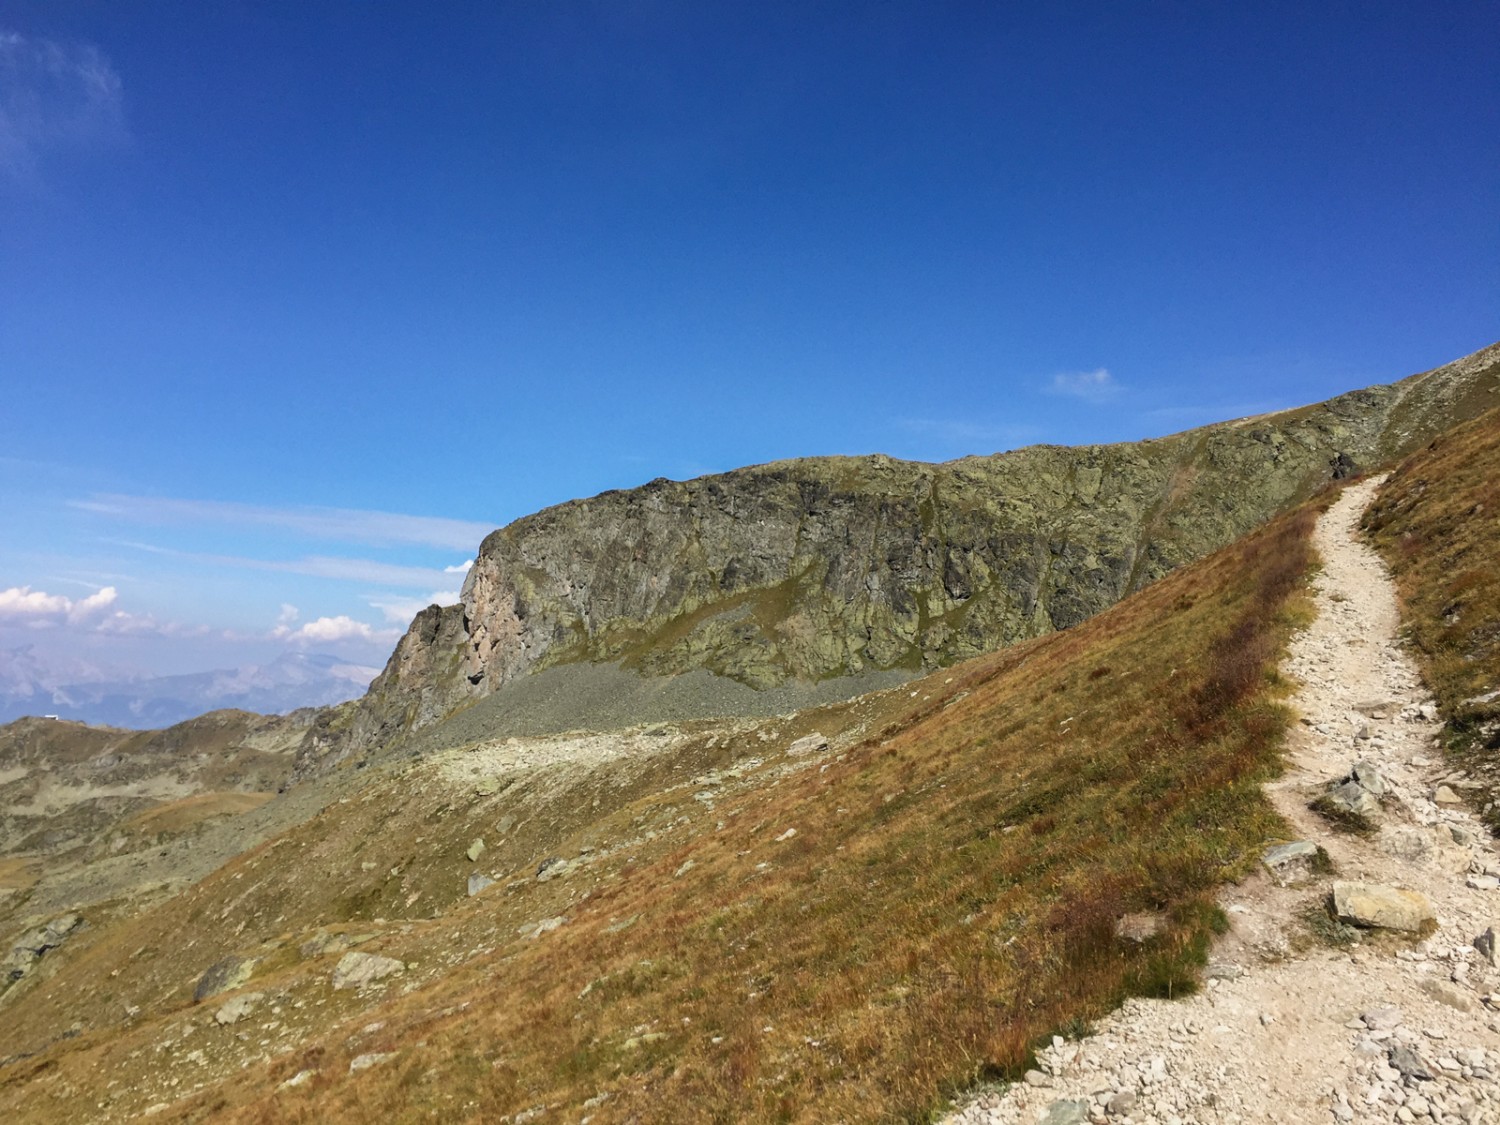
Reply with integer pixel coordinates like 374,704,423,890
308,342,1500,774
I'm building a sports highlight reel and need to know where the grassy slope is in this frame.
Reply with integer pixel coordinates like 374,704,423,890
1365,406,1500,824
0,498,1321,1123
259,511,1307,1120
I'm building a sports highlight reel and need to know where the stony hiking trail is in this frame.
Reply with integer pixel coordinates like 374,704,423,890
946,478,1500,1125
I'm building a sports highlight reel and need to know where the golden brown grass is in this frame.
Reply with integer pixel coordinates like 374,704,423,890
1365,405,1500,820
125,500,1320,1125
122,791,276,840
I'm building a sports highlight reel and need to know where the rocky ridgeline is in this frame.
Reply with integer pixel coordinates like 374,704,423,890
945,478,1500,1124
295,345,1500,779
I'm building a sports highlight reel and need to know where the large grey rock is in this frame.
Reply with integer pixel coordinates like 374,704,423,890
194,955,255,1002
536,857,570,883
1322,780,1380,818
1331,881,1435,933
1262,841,1320,886
1,913,83,990
214,991,262,1026
331,951,405,990
1390,1045,1435,1081
1349,760,1386,796
467,873,494,897
786,732,830,757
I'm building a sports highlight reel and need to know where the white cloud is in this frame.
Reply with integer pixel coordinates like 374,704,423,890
75,494,495,551
1046,368,1121,404
0,583,116,626
278,615,401,647
276,603,299,626
443,559,473,574
368,591,462,625
0,30,125,181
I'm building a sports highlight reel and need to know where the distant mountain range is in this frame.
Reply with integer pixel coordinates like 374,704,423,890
0,645,380,728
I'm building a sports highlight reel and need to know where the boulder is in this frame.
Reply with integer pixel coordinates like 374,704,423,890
1349,760,1385,796
786,733,830,757
1434,785,1464,806
467,873,494,897
1331,882,1434,933
214,991,262,1026
331,951,405,990
194,955,255,1003
1262,841,1320,886
466,838,486,862
1324,780,1380,817
536,857,569,883
1475,925,1497,967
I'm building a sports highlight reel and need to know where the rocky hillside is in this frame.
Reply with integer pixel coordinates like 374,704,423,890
321,342,1500,774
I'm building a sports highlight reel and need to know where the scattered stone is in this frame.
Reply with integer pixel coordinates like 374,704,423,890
214,991,262,1026
278,1069,315,1090
536,857,570,882
1470,874,1500,891
1322,780,1380,818
1262,840,1321,885
467,873,494,897
1389,1045,1435,1082
466,838,486,862
1115,913,1163,943
1023,1068,1052,1087
1418,702,1440,722
786,732,830,756
2,913,83,988
349,1052,395,1073
1331,882,1435,933
331,952,405,990
1105,1089,1138,1115
1362,1007,1403,1031
1435,785,1464,806
1350,760,1386,796
1205,961,1244,980
673,859,696,878
517,916,567,940
1476,926,1498,967
774,828,797,842
193,955,255,1002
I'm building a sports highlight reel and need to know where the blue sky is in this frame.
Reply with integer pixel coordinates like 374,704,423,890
1,1,1496,680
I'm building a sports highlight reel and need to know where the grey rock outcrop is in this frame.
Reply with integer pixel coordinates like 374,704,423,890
331,951,404,990
295,343,1500,777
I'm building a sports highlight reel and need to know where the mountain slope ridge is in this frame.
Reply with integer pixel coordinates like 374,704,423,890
319,341,1499,776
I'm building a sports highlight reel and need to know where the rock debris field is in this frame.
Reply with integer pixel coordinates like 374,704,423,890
946,478,1500,1125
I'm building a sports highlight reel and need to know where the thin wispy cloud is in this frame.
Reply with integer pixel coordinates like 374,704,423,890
109,539,460,589
1046,368,1121,404
0,30,125,181
74,494,495,551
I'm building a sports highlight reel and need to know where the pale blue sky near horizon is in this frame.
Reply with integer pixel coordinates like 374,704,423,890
1,1,1496,679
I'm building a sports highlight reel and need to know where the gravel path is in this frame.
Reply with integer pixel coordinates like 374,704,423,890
945,478,1500,1125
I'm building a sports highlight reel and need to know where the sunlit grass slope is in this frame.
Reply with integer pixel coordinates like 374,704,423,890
1365,406,1500,820
169,500,1322,1123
